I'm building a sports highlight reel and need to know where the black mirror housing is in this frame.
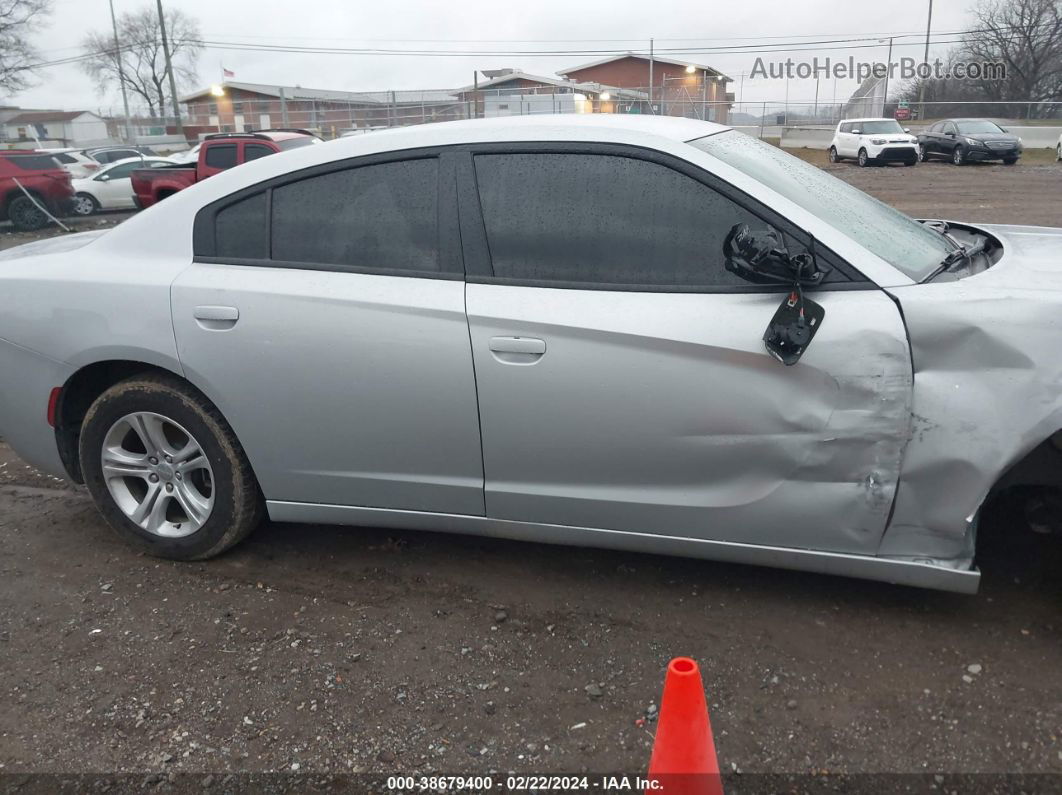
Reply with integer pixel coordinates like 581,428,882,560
723,224,830,288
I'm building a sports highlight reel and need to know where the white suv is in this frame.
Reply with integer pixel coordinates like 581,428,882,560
829,118,918,167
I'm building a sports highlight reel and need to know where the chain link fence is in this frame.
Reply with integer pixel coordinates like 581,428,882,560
5,85,1061,153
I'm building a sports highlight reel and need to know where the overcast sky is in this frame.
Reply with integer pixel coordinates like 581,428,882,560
14,0,974,113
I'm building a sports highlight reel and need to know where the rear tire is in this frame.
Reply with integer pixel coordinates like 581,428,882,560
828,146,841,163
79,374,263,561
917,143,927,162
71,193,99,216
7,195,50,231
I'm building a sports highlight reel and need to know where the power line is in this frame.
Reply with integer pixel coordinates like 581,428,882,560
19,26,1038,73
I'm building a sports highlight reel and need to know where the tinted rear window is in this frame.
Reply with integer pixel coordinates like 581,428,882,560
205,144,238,169
271,158,438,271
216,192,268,259
2,154,60,171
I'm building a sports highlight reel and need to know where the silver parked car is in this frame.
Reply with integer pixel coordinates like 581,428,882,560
1,115,1059,594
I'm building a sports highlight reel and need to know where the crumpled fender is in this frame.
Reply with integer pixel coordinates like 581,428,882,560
881,224,1062,562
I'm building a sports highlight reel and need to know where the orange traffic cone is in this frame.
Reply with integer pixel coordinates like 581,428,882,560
647,657,723,795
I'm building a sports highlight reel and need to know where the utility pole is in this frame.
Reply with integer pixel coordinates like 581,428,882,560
108,0,135,144
918,0,934,111
155,0,185,137
648,38,654,113
882,36,894,116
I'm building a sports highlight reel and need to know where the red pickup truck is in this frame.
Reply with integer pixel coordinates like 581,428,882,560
131,129,318,209
1,151,75,231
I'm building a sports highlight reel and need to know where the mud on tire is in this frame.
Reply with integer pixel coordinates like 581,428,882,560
79,374,263,560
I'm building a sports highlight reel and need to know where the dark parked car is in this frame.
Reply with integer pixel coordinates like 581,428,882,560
917,119,1023,165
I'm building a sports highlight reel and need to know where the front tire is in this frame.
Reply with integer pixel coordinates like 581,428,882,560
79,374,263,560
7,195,49,231
1002,157,1018,165
71,193,99,216
857,148,870,167
952,147,966,166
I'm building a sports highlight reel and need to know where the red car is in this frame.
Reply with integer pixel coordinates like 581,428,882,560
132,129,318,209
1,151,75,231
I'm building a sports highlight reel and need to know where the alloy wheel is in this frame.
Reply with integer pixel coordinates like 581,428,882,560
9,197,46,230
71,195,96,216
917,144,926,162
101,412,215,537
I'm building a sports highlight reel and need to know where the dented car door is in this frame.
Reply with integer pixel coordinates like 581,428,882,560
461,147,913,555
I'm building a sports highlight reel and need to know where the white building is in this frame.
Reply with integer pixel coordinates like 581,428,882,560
4,110,109,147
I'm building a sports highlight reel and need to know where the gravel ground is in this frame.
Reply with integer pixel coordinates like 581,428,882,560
1,160,1061,788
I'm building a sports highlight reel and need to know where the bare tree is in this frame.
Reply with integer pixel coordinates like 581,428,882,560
81,6,202,117
0,0,53,94
960,0,1062,114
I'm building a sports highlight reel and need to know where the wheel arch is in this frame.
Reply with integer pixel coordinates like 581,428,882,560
53,358,255,487
986,428,1062,496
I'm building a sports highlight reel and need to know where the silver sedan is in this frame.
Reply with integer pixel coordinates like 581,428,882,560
1,115,1060,594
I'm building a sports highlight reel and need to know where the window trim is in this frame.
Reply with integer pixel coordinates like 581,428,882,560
456,142,872,294
193,147,463,280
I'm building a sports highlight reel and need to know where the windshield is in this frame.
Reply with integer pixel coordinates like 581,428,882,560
853,120,904,134
689,131,952,281
956,120,1004,134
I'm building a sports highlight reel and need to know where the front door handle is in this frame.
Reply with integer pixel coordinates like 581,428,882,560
193,305,239,331
488,336,546,365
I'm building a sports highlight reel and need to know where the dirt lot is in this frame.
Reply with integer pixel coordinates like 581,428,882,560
2,161,1062,789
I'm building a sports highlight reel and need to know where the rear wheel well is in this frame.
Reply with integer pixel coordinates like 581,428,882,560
55,361,180,482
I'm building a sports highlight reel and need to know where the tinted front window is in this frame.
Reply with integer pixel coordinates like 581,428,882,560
53,153,77,164
271,159,438,271
216,192,267,259
690,131,952,281
205,144,238,169
473,153,761,287
103,162,141,179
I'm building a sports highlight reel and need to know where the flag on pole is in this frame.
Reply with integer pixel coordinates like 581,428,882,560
223,68,235,78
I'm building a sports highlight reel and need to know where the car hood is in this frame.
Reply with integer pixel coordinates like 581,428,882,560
963,132,1020,143
0,229,108,262
979,223,1062,283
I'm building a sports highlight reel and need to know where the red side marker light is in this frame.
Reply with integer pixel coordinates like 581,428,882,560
47,387,62,427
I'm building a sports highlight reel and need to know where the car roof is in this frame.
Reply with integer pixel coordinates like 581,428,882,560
839,118,896,123
101,156,170,168
345,114,729,144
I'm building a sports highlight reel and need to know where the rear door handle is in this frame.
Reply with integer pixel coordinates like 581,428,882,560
488,336,546,365
489,336,546,355
193,305,239,330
